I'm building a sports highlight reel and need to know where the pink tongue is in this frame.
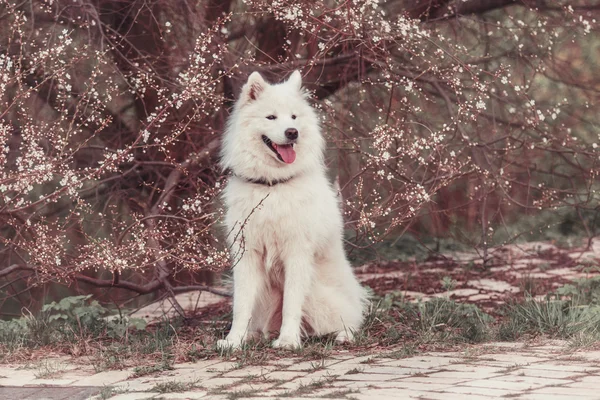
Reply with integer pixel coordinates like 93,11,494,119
273,144,296,164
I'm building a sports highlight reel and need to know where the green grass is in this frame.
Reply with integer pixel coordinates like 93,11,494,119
98,386,116,400
354,291,494,347
498,275,600,342
414,298,493,343
345,367,363,375
279,374,337,397
318,388,359,398
2,274,600,370
0,295,151,358
383,343,418,359
33,359,67,379
225,388,262,399
131,358,174,378
149,379,198,393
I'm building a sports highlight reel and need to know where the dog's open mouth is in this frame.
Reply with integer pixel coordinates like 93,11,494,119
262,135,296,164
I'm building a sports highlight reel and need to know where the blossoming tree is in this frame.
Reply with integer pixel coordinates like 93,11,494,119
0,0,598,311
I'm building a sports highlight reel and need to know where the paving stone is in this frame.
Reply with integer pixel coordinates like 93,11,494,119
419,392,504,400
527,363,600,373
263,370,307,381
275,371,337,391
2,340,600,399
526,345,568,354
467,278,519,293
228,381,275,392
337,372,398,382
396,375,471,385
358,271,405,281
0,369,37,386
284,358,343,371
163,371,218,385
53,369,97,383
266,358,300,367
309,387,361,397
528,386,600,397
546,267,581,277
483,342,526,349
578,351,600,361
460,377,543,391
0,387,45,398
468,294,495,301
325,362,363,375
0,386,102,400
257,388,289,397
425,369,502,380
350,379,452,391
281,398,343,400
302,368,340,380
335,355,383,366
222,398,279,400
221,365,275,377
112,380,158,392
131,291,226,320
360,365,430,376
71,369,133,386
204,361,239,373
329,380,395,390
493,374,570,387
444,288,481,297
518,394,586,400
508,367,585,380
191,377,239,389
442,384,514,397
485,353,548,364
328,352,356,361
393,290,430,301
508,271,553,279
172,360,223,371
460,360,515,368
573,375,600,388
26,378,78,386
108,392,161,400
158,391,208,399
351,388,428,399
433,364,504,375
121,373,202,390
425,351,463,358
378,356,457,369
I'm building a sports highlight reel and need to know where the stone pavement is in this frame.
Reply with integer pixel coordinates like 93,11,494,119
1,340,600,399
2,240,598,399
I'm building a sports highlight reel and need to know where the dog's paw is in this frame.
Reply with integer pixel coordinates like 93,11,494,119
335,330,354,344
216,338,242,351
272,335,302,350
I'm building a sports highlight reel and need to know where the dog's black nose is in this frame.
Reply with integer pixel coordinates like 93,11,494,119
285,128,298,140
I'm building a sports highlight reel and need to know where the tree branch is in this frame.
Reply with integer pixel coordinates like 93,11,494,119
74,274,163,294
0,264,32,278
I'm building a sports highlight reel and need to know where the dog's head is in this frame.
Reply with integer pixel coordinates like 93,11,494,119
221,71,324,181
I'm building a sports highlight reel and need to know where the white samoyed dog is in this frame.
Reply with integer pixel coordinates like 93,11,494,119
217,71,368,350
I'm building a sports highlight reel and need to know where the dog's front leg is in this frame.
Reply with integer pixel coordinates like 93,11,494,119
273,252,313,349
217,252,262,350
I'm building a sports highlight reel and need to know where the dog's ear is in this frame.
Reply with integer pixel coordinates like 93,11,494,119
287,70,302,90
242,72,267,102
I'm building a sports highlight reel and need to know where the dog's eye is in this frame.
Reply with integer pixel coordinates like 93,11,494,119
291,114,297,120
266,115,277,120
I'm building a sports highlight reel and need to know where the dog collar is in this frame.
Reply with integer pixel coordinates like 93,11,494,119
235,175,294,187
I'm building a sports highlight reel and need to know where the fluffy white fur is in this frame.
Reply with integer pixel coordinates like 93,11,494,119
218,71,368,350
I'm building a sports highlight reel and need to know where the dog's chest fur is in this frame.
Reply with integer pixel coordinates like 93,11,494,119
223,174,340,273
